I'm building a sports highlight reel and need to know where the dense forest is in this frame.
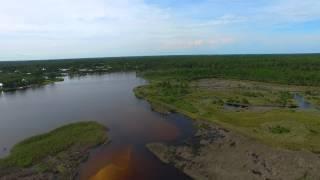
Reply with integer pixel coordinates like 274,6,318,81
0,54,320,91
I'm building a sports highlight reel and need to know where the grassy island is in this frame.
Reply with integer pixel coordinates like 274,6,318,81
0,122,108,179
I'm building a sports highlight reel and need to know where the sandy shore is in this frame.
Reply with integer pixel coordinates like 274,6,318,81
147,121,320,180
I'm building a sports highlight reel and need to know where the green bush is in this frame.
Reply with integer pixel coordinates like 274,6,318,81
269,126,291,134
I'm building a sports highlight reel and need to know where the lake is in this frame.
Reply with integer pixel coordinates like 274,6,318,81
0,72,193,180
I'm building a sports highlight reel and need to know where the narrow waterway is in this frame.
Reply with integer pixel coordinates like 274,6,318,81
0,72,194,180
294,94,313,110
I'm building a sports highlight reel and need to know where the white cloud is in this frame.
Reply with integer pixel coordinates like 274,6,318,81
263,0,320,22
160,37,235,50
0,0,318,60
0,0,237,60
0,0,169,36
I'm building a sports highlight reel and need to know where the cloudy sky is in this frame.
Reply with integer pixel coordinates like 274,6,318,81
0,0,319,60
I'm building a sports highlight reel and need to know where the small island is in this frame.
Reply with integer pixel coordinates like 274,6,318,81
0,122,108,179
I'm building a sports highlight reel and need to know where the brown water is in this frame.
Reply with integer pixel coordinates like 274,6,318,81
0,72,193,180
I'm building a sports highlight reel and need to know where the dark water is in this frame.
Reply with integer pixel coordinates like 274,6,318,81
0,72,194,180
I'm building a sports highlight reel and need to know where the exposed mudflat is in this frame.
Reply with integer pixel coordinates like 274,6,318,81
147,121,320,180
0,145,95,180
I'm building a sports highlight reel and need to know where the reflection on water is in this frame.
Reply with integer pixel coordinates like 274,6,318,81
89,146,133,180
80,114,193,180
294,94,313,110
0,72,193,180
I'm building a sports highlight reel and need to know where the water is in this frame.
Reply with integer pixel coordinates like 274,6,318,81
0,72,194,180
294,94,313,110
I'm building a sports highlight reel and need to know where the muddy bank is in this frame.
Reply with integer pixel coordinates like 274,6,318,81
147,121,320,180
0,122,109,180
0,145,103,180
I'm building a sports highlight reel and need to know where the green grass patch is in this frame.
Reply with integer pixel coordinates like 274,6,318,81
136,78,320,153
0,121,107,168
269,126,291,134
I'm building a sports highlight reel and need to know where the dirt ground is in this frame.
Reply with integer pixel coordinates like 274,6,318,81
193,78,318,92
0,145,102,180
147,121,320,180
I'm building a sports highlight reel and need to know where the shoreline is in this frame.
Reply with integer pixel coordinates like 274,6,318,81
0,78,64,93
134,78,320,152
0,122,108,180
134,84,320,179
147,120,320,180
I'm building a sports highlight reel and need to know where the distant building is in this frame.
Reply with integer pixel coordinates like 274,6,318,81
79,69,88,72
95,66,104,69
59,68,69,72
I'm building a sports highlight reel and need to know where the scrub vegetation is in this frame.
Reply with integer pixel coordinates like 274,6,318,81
0,122,108,178
135,78,320,152
1,54,320,91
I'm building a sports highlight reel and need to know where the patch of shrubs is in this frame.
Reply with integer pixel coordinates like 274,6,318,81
269,125,290,134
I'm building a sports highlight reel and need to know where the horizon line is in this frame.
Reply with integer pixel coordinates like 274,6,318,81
1,52,320,63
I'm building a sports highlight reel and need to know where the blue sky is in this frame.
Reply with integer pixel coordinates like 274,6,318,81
0,0,319,60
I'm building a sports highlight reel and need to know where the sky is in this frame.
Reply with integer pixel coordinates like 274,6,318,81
0,0,319,61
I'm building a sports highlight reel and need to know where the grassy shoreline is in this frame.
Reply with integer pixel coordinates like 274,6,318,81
135,78,320,153
137,77,320,179
1,77,64,92
146,120,320,180
2,54,320,93
0,121,108,179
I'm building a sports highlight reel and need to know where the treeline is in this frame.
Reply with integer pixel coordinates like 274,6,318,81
0,54,320,90
138,54,320,86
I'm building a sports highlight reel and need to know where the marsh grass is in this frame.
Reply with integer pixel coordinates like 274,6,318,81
135,78,320,152
269,126,291,134
0,122,107,168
